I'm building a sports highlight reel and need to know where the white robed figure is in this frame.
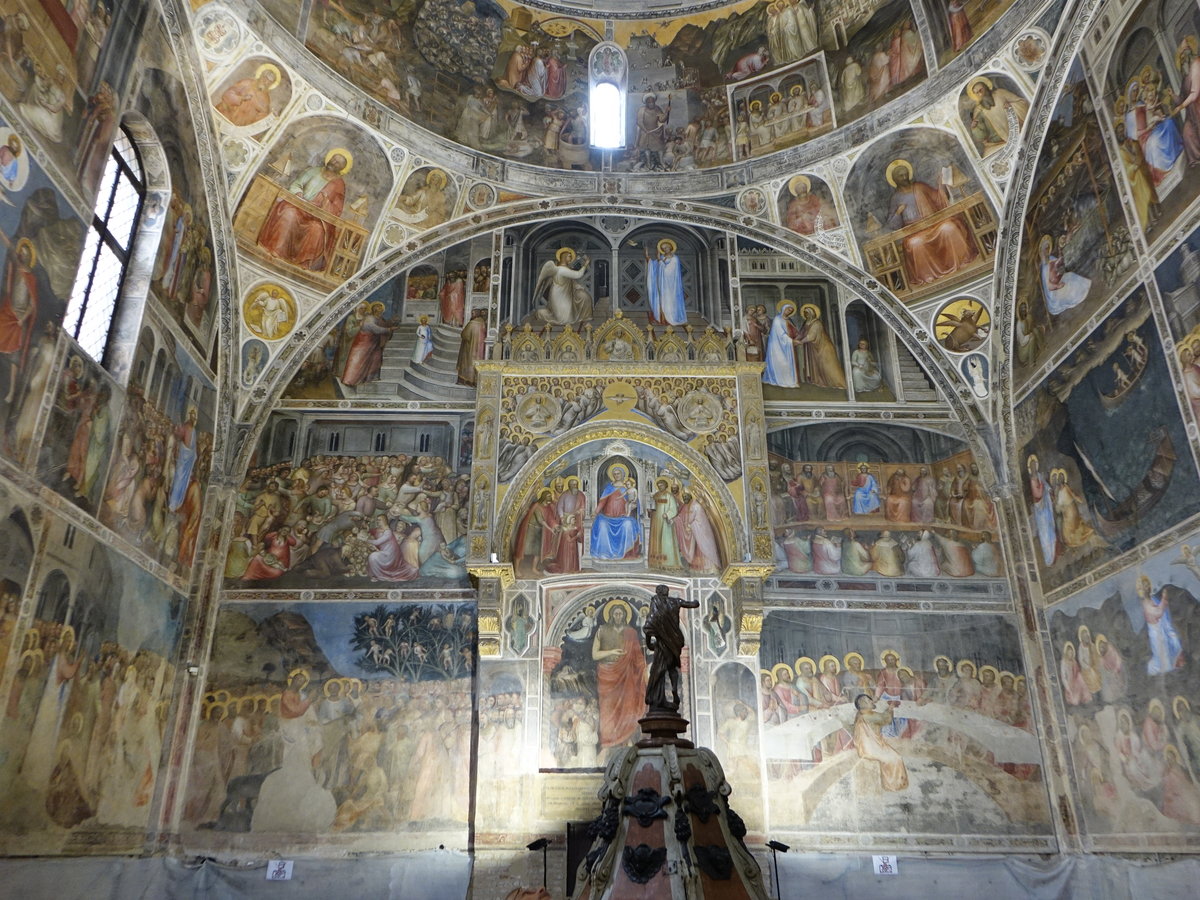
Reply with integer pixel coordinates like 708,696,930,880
411,315,434,363
763,301,800,387
1038,235,1090,315
645,238,688,326
534,247,593,325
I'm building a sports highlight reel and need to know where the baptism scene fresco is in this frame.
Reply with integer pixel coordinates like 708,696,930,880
768,421,1005,582
224,417,473,589
758,610,1050,843
1049,529,1200,841
0,512,185,852
1091,0,1200,243
1018,290,1200,595
1014,59,1135,387
184,601,474,841
277,0,1026,173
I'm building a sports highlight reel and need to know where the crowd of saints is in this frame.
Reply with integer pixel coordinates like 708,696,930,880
761,649,1037,793
225,453,470,587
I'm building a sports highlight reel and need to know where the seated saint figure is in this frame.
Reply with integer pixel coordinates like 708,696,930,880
590,464,642,560
882,159,977,288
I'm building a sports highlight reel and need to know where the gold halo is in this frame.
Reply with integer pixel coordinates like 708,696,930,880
288,667,310,688
606,462,629,484
769,91,783,103
956,658,977,676
879,648,901,666
323,679,341,698
777,300,797,316
795,655,817,675
788,174,811,196
657,238,676,255
6,133,20,154
818,653,840,674
1175,695,1191,717
771,662,794,683
898,666,914,678
254,62,282,87
15,237,36,267
426,168,448,189
967,76,993,95
1077,624,1092,642
800,303,821,320
749,99,762,111
603,598,633,623
843,651,865,670
760,668,775,685
979,664,999,681
934,654,953,670
1149,697,1165,717
789,84,803,96
555,246,576,264
885,159,913,187
325,147,353,172
370,301,385,314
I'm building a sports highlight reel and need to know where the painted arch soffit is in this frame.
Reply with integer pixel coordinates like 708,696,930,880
230,199,994,470
210,0,1052,195
991,0,1102,473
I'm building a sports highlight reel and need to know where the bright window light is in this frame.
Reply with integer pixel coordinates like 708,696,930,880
590,82,624,149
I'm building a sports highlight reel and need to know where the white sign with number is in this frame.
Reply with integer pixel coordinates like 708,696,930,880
872,855,899,876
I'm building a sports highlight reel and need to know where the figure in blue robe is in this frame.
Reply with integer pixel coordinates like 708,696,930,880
590,477,642,559
851,466,880,515
646,240,687,326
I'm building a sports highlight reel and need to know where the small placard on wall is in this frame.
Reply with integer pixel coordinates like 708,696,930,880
266,860,294,881
872,855,898,876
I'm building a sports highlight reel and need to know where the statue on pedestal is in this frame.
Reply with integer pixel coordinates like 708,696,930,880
643,584,699,714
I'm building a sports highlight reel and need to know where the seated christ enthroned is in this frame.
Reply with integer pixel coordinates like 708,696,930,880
883,159,977,287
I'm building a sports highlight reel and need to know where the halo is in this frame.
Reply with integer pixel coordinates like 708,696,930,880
898,666,914,678
1050,467,1067,482
426,168,448,189
885,158,913,187
770,91,783,103
771,662,794,683
15,237,36,267
795,655,817,674
323,679,341,697
967,76,993,95
288,667,310,688
1077,624,1091,641
956,658,977,676
777,300,797,316
555,246,576,264
749,99,762,111
324,147,353,172
760,668,775,685
800,303,821,320
603,598,633,623
934,654,953,670
254,62,282,87
606,462,629,484
5,133,20,153
788,174,811,196
1149,697,1165,717
1174,695,1190,717
789,84,803,95
979,664,999,681
818,653,840,674
879,648,901,666
1038,234,1053,257
843,651,864,670
657,238,676,255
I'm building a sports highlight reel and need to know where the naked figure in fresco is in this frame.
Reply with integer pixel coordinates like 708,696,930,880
643,584,699,713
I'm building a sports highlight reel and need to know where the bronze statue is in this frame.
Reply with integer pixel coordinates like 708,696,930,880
643,584,699,713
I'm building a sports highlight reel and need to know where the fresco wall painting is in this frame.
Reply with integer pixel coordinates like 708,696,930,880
1018,290,1200,595
0,512,185,853
758,610,1051,848
183,601,474,845
1048,529,1200,845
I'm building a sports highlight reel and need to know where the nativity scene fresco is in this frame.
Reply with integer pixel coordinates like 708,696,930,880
767,422,1004,583
1048,529,1200,844
0,513,185,853
183,601,474,842
1018,290,1200,595
758,610,1051,848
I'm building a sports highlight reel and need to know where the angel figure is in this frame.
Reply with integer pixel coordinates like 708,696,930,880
1171,544,1200,583
534,247,593,326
